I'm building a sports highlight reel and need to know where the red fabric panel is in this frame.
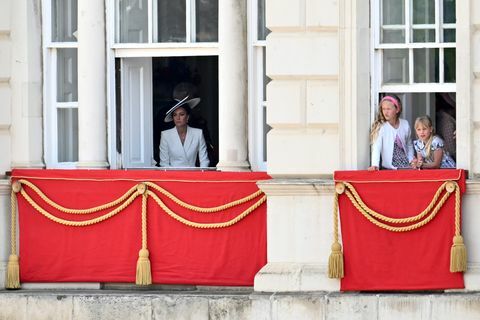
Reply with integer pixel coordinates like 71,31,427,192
335,169,465,291
12,169,270,286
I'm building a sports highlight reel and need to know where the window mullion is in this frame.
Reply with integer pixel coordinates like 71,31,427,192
435,0,441,42
405,0,411,44
408,48,414,84
148,0,153,43
186,0,192,43
439,47,445,83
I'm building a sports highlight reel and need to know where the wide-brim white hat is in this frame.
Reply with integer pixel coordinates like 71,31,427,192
164,95,201,122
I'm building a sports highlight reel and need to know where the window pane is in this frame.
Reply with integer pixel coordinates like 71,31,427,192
413,0,435,24
157,0,186,42
413,29,435,42
443,0,456,24
443,29,455,42
383,49,409,84
57,48,78,102
382,0,404,25
118,0,148,43
444,48,456,82
196,0,218,42
381,29,405,43
413,48,439,83
258,0,270,40
52,0,77,42
57,108,78,162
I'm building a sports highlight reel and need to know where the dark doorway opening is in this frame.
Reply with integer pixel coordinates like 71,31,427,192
152,56,219,167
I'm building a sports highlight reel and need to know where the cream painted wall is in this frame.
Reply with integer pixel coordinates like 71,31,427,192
9,0,43,169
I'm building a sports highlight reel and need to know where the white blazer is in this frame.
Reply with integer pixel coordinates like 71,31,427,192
159,126,210,167
371,119,414,169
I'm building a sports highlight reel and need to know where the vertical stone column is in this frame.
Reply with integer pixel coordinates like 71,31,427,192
217,0,250,171
9,0,44,169
76,0,108,169
254,0,369,292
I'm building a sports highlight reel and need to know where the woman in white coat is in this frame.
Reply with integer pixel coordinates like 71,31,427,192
159,95,210,168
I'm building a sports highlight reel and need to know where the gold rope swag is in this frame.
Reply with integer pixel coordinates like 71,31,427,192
6,179,266,289
327,180,466,279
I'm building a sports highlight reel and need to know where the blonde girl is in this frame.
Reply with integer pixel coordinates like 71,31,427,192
412,116,456,169
368,95,415,170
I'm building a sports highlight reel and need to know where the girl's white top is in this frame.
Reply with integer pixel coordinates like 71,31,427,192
371,118,415,169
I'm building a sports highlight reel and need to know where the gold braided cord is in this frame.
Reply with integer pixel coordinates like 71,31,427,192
344,189,451,232
147,190,266,228
144,181,263,213
141,193,148,249
20,189,141,227
14,179,267,229
332,192,339,243
455,186,461,236
10,190,17,255
344,181,448,224
18,179,138,215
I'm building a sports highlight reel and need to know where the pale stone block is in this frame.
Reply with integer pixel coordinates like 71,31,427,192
73,296,152,320
250,293,272,320
266,0,304,30
474,82,480,121
473,30,480,79
267,80,305,127
21,82,42,118
463,186,480,263
0,41,11,79
378,295,431,320
267,33,339,78
473,129,480,178
254,263,339,292
0,133,10,174
152,295,209,320
0,85,11,127
306,0,338,28
474,2,480,25
0,1,11,32
0,294,27,320
431,295,480,320
26,295,73,320
267,129,339,175
271,293,326,320
306,80,339,125
209,296,252,320
326,294,378,320
254,263,302,292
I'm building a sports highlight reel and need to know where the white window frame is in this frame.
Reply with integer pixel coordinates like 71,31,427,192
106,0,219,169
247,0,269,171
42,0,79,168
370,0,456,120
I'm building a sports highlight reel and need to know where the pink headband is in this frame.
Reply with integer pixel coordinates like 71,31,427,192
381,96,401,113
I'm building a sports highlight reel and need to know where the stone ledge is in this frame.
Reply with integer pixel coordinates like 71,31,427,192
1,290,480,320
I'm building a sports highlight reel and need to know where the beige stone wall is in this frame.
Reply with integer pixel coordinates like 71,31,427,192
0,1,12,175
471,1,480,176
265,0,340,177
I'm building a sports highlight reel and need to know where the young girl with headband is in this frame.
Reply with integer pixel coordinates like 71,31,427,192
368,95,415,170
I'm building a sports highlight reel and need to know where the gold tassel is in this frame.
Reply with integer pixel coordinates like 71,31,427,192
328,242,344,279
450,235,467,272
135,248,152,285
6,254,20,289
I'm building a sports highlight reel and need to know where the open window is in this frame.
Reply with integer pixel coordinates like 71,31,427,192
372,0,456,160
43,0,79,168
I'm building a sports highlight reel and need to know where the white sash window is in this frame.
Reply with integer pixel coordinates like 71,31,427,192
372,0,456,156
43,0,79,167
